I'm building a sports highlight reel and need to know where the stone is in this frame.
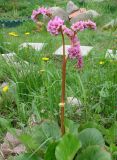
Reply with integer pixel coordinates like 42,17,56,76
105,49,117,60
54,45,93,56
70,10,100,24
43,7,69,23
1,143,12,157
66,1,79,14
69,8,87,20
1,52,16,63
67,97,82,107
13,144,26,154
0,130,26,159
102,19,117,30
20,42,46,51
4,130,21,147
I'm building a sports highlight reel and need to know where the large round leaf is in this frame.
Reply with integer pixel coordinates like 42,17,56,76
55,133,81,160
64,119,79,135
31,121,60,142
79,121,107,135
44,142,58,160
78,128,105,148
14,153,41,160
76,146,112,160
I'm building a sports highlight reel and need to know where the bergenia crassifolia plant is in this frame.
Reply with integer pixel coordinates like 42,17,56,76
31,7,96,135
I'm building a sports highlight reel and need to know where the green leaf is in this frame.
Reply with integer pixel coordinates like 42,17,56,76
76,146,112,160
41,121,60,139
55,133,81,160
106,122,117,144
0,117,11,130
14,153,40,160
28,121,60,151
44,142,58,160
99,88,109,97
65,119,79,135
78,128,105,148
31,121,60,142
79,122,107,135
19,133,38,150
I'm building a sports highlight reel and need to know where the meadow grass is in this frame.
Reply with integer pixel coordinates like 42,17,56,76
0,0,117,129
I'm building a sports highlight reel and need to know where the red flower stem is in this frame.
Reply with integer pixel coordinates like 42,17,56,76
60,29,67,136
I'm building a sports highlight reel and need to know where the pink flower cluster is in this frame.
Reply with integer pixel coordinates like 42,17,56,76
62,20,96,68
68,45,80,59
31,7,96,68
85,20,96,30
47,16,64,35
71,20,96,32
68,36,83,68
62,26,74,37
61,26,83,68
68,45,83,68
31,7,51,22
71,21,85,32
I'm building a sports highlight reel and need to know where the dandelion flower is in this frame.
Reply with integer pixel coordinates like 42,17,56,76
8,32,18,37
25,32,30,35
99,61,105,65
42,57,49,61
2,85,9,93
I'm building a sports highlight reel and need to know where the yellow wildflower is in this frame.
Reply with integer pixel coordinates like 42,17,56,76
99,61,105,65
25,32,30,35
2,85,9,92
42,57,49,61
8,32,18,37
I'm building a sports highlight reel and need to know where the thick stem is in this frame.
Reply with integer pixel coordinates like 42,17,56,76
60,29,67,136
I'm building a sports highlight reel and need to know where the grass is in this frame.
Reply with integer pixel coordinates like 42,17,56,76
0,0,117,142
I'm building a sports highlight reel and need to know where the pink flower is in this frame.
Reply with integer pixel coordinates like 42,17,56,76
71,20,96,32
62,26,74,37
31,7,51,22
68,45,83,68
67,35,83,68
71,36,79,45
31,10,39,22
68,42,80,59
68,46,79,59
47,16,64,35
84,20,96,30
38,7,50,15
68,36,80,59
71,21,85,32
77,54,83,68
